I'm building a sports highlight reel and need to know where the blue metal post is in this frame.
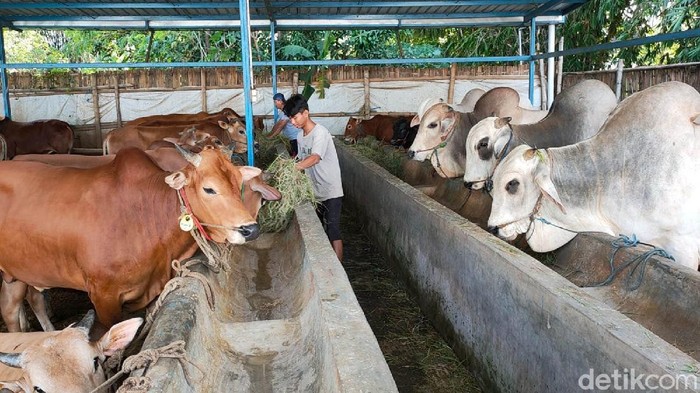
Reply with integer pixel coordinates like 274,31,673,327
528,18,536,107
0,28,10,119
239,0,255,166
271,22,279,123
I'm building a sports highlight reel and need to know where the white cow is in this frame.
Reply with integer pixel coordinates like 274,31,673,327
0,310,142,393
487,81,700,270
408,87,548,178
464,79,618,190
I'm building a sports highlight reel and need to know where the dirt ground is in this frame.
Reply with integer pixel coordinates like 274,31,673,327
341,205,483,393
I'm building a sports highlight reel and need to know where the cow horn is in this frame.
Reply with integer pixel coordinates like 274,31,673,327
173,143,202,167
0,352,22,368
75,309,96,332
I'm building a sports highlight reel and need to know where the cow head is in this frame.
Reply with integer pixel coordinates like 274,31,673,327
407,103,458,161
487,145,565,244
219,119,257,155
0,310,142,393
463,116,513,190
344,118,363,144
165,147,264,244
390,118,411,147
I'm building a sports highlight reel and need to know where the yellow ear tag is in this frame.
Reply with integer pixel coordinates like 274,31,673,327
179,214,194,231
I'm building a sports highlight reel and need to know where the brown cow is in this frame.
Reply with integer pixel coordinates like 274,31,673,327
104,118,246,154
343,115,414,144
0,117,74,159
0,147,274,328
124,107,241,128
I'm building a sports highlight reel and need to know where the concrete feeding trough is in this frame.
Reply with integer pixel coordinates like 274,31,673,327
337,141,700,393
136,204,396,392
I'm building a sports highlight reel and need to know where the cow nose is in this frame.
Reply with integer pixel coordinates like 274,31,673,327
464,181,473,189
238,223,260,241
407,150,415,159
487,226,499,235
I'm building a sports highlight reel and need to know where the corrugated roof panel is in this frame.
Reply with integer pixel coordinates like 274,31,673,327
0,0,588,30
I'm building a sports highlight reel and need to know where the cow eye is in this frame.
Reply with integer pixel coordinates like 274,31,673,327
94,356,100,372
506,179,519,194
478,137,489,149
34,387,46,393
203,187,217,195
427,122,438,129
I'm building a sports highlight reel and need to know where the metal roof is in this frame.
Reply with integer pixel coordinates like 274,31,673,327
0,1,588,30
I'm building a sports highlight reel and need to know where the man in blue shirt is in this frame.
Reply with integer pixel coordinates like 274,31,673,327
266,93,301,157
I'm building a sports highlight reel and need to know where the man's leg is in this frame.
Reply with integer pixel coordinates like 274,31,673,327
324,198,343,262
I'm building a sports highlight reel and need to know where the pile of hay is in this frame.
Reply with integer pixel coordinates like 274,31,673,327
350,136,406,178
255,131,290,168
257,156,316,233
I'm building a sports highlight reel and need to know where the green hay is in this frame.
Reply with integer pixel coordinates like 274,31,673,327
256,131,291,168
258,156,317,233
349,136,405,178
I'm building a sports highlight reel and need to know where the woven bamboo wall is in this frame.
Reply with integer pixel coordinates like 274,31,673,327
7,64,532,92
562,62,700,99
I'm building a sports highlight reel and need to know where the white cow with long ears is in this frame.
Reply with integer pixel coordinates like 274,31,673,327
487,81,700,270
464,79,617,190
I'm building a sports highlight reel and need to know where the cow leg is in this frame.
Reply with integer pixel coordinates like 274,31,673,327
0,281,28,332
25,287,55,332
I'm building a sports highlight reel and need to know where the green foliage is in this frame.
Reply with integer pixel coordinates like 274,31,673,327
5,0,699,76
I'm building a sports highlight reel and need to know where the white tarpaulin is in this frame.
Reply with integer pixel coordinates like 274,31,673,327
1,78,540,136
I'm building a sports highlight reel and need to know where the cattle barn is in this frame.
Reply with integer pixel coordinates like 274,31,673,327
2,1,700,392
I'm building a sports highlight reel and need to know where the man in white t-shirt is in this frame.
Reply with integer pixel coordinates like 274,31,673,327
283,94,344,262
266,93,301,157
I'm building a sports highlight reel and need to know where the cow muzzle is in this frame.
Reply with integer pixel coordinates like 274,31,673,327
238,223,260,241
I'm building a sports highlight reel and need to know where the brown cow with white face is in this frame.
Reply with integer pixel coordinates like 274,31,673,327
0,147,270,328
0,310,142,393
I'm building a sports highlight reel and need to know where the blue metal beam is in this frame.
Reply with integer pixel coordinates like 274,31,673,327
531,29,700,60
239,0,255,166
271,22,279,124
0,28,9,119
0,55,532,72
528,18,536,106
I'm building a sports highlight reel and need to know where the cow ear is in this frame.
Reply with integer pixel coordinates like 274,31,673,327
250,180,282,201
533,161,566,214
99,317,144,357
165,172,188,190
218,120,229,129
410,115,421,128
492,127,512,159
238,166,262,182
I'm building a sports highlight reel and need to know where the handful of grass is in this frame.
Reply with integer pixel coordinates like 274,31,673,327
258,156,316,233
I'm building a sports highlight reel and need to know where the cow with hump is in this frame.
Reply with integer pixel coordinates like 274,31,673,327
486,81,700,270
0,146,273,328
463,79,618,190
408,86,545,179
0,310,142,393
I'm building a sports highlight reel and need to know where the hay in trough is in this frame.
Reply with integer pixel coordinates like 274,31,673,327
350,136,406,178
258,156,316,233
256,131,290,168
